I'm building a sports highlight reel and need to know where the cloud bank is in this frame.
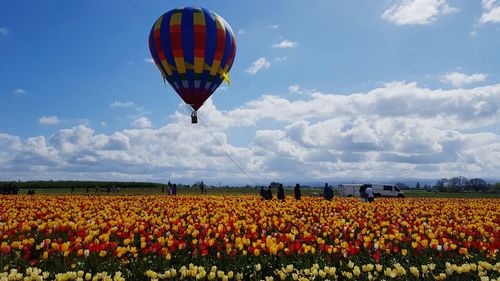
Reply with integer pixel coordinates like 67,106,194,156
2,82,499,183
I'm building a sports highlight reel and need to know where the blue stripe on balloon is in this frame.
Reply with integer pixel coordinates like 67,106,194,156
181,7,194,65
219,27,232,74
210,75,223,94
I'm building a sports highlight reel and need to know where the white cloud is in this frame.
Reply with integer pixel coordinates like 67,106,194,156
483,0,497,10
110,101,151,121
288,84,301,94
0,27,8,36
101,122,107,127
131,106,151,118
13,88,26,95
268,24,279,29
110,101,135,108
39,116,60,125
480,0,500,24
271,40,298,48
382,0,459,25
440,72,488,87
238,29,246,35
2,82,500,183
132,117,152,129
480,8,500,24
245,57,271,75
273,56,288,63
144,58,155,64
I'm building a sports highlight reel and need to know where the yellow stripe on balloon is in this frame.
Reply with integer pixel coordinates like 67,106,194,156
160,60,172,76
184,63,230,85
193,10,205,25
170,12,182,25
194,58,204,74
210,59,221,76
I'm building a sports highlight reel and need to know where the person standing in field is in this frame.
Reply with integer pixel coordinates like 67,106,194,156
277,184,285,201
323,183,333,201
172,184,177,196
260,186,266,200
359,184,368,203
294,183,301,200
199,181,207,194
265,185,273,200
366,184,374,203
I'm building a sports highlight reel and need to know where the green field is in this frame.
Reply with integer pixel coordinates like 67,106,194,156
17,187,323,196
401,189,500,198
17,187,500,198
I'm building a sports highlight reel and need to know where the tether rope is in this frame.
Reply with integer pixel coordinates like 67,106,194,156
182,104,259,186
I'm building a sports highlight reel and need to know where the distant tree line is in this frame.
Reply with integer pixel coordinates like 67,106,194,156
0,181,167,190
0,182,19,194
433,176,500,193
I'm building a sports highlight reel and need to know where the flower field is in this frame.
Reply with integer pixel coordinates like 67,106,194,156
0,195,499,280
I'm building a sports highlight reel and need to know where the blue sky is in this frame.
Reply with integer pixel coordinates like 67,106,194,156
1,0,500,185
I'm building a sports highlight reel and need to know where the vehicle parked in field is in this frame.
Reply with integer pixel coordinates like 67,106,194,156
338,184,405,198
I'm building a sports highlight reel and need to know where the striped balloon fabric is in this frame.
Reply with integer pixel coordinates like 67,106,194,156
149,7,236,111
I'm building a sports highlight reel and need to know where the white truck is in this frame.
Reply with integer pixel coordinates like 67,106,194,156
338,184,405,198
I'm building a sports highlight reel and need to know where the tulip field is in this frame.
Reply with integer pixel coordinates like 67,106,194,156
0,195,499,280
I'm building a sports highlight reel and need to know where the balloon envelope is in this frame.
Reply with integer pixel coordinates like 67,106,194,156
149,7,236,111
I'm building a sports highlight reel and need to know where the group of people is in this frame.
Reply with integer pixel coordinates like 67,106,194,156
260,182,337,201
261,183,303,201
259,182,375,203
162,181,178,195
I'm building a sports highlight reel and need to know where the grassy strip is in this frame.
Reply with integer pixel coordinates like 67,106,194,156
16,187,500,198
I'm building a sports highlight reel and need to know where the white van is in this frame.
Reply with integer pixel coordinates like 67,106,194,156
338,184,405,198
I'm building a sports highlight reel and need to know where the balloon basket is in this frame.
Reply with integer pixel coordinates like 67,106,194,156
191,111,198,124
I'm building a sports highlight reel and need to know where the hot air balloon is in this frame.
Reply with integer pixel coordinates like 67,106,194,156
148,7,236,123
